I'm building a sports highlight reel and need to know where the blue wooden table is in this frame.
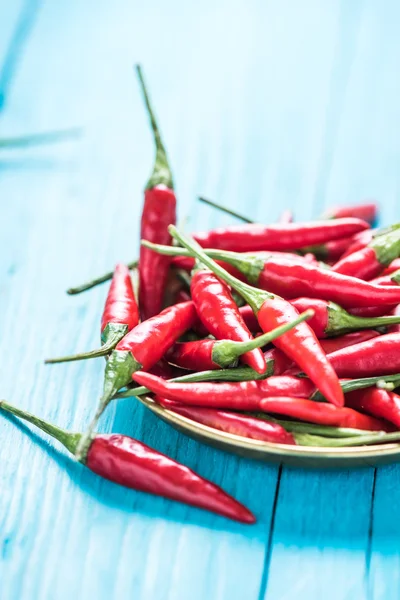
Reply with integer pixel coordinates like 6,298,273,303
1,2,400,598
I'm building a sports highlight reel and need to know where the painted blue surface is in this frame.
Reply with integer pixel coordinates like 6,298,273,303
1,1,400,598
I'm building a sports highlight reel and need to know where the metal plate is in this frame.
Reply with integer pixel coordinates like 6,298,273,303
138,396,400,468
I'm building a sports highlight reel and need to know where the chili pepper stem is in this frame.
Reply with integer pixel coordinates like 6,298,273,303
44,323,129,364
0,127,82,148
212,309,313,368
197,196,254,223
75,350,141,461
135,64,173,190
311,373,400,400
67,260,138,295
115,365,274,399
0,400,81,456
164,227,268,313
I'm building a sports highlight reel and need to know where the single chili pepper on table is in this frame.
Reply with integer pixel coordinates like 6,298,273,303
345,388,400,428
189,264,266,373
133,371,318,410
290,297,400,337
165,310,312,371
321,202,378,224
327,333,400,377
156,227,344,406
331,227,400,280
75,301,197,460
45,264,139,363
155,396,296,444
192,218,369,253
145,243,400,309
136,64,177,320
258,397,390,431
0,400,254,523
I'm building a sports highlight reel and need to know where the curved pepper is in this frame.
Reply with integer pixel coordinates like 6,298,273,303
0,400,254,523
345,388,400,428
328,333,400,377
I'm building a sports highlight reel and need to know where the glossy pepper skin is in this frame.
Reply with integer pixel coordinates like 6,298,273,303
76,301,197,460
339,229,375,259
45,264,139,364
290,297,400,338
345,388,400,428
192,218,369,253
328,333,400,377
258,397,389,431
136,65,177,320
164,226,344,407
0,401,254,523
382,258,400,276
190,268,265,373
156,397,296,444
133,371,316,410
332,228,400,280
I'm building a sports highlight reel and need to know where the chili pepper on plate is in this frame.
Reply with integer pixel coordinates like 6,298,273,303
331,227,400,280
133,371,317,410
46,264,139,363
345,388,400,428
165,310,312,371
192,218,369,253
75,301,197,460
154,227,344,406
328,333,400,377
155,397,296,444
290,297,400,337
136,65,177,320
148,243,400,309
0,400,254,523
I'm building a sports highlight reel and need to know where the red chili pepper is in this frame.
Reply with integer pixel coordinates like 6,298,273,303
190,267,266,373
322,202,378,224
155,397,296,444
348,305,396,318
156,227,344,406
263,331,381,375
300,236,356,261
0,400,254,523
339,229,376,260
133,371,317,410
174,288,191,303
192,218,369,253
319,330,381,354
76,301,197,459
290,297,400,337
258,397,389,431
331,228,400,280
382,258,400,276
239,305,261,332
345,388,400,428
46,264,139,363
328,333,400,377
166,310,312,371
136,65,177,320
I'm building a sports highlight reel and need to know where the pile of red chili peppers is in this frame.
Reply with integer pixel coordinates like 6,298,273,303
5,67,400,524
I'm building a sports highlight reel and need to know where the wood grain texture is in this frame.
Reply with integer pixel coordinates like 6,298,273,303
1,1,400,599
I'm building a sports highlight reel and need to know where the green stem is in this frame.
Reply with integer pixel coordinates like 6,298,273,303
371,227,400,265
311,373,400,400
115,365,273,399
0,127,82,148
327,302,400,335
197,196,254,223
66,260,138,295
44,323,128,364
166,227,270,313
295,431,400,447
135,64,173,190
212,309,313,367
0,400,81,456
